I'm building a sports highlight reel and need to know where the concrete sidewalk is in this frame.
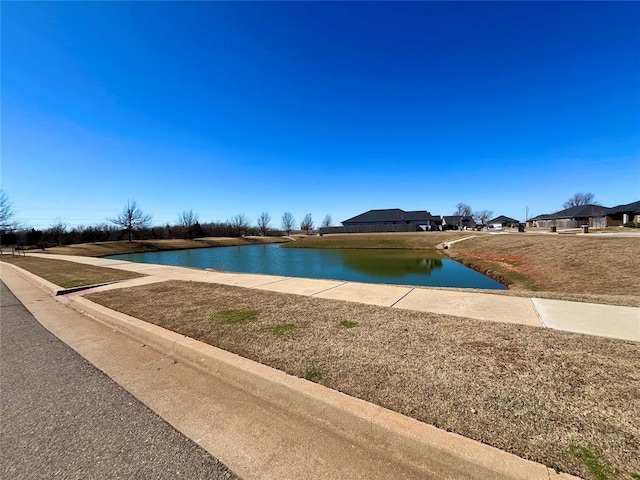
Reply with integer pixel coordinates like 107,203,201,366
1,262,582,480
20,253,640,342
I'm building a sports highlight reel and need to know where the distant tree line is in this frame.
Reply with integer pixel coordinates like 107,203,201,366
1,197,331,248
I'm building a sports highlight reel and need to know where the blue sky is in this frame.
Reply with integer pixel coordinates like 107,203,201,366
2,1,639,230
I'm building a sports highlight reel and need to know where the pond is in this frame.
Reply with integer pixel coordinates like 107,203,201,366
106,244,506,290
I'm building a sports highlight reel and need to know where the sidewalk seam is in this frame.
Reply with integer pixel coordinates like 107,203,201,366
529,298,548,328
250,277,292,288
390,287,415,308
309,281,349,296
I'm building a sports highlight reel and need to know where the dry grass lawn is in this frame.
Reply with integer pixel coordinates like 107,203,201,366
1,256,143,288
39,236,290,257
444,235,640,296
87,281,640,480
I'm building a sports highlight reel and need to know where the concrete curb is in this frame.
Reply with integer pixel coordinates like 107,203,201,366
66,295,575,479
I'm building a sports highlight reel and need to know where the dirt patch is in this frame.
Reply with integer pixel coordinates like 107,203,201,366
1,256,143,288
87,280,640,480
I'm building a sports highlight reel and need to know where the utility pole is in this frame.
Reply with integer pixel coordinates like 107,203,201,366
525,206,529,222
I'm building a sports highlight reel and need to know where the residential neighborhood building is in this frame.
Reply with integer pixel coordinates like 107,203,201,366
487,215,520,230
342,209,442,231
320,200,639,236
441,216,476,230
605,200,640,226
529,204,610,229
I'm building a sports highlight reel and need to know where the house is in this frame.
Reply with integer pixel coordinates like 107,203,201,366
487,215,520,230
529,205,609,229
605,200,640,226
441,215,475,230
342,209,442,231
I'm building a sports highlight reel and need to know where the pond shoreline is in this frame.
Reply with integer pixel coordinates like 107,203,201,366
105,243,507,290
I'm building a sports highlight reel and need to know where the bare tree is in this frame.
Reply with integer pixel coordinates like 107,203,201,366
473,209,493,226
321,214,332,228
109,200,152,242
257,212,271,236
300,213,314,234
563,193,598,209
281,212,295,236
453,203,473,217
48,219,68,246
229,213,250,236
178,209,199,239
0,190,14,230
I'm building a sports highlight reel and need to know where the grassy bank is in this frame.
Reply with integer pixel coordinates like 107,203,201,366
87,280,640,480
36,236,290,257
444,234,640,296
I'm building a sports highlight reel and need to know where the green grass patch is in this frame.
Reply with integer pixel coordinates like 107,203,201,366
303,361,324,382
210,309,258,325
339,320,358,328
569,444,617,480
264,323,296,337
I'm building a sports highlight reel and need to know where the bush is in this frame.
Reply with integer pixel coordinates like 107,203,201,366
623,222,638,228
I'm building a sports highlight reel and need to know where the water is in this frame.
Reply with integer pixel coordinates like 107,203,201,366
106,244,506,290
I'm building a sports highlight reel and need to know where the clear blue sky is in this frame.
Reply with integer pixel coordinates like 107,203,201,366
2,1,639,229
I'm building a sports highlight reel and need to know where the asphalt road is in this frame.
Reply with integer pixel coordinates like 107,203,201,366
0,281,239,480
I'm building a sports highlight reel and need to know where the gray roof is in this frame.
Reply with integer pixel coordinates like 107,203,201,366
488,215,520,224
343,209,439,224
535,204,609,220
607,200,640,215
532,202,638,220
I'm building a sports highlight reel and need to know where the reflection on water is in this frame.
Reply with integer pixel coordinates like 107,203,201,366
106,244,506,290
339,250,443,277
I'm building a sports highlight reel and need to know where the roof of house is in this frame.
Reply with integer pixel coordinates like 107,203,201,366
531,202,639,221
550,204,609,219
342,209,439,224
607,200,640,215
488,215,520,224
442,215,475,225
529,204,610,220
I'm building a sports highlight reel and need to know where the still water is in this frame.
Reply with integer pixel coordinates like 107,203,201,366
107,244,505,290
